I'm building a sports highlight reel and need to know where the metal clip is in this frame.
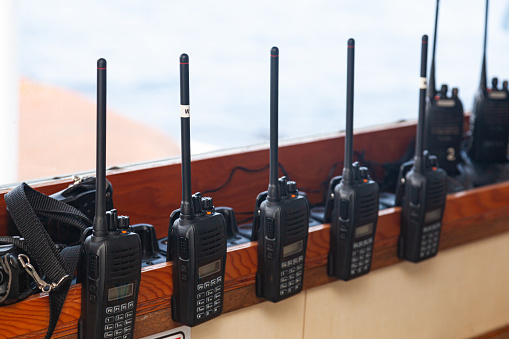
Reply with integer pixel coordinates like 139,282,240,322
69,175,85,187
17,254,69,293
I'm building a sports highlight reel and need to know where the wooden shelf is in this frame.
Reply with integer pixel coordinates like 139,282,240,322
0,120,508,338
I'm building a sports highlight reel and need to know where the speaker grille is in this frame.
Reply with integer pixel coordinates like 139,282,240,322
110,247,140,279
427,178,446,206
358,194,378,224
198,224,224,258
485,101,509,125
286,208,307,237
430,112,462,136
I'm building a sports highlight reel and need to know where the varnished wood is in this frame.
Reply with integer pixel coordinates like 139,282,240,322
1,179,509,338
473,324,509,339
1,118,508,338
0,121,417,239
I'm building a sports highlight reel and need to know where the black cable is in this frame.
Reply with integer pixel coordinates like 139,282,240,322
201,164,269,194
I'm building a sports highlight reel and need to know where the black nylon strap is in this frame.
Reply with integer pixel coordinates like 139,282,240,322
4,183,92,339
0,236,30,253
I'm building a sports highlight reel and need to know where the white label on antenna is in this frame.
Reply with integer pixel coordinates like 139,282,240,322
419,77,427,89
181,105,190,118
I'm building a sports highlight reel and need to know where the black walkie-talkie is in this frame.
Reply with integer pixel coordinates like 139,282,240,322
327,39,380,281
397,36,447,263
253,47,310,302
79,59,142,339
469,0,509,163
425,0,464,176
169,54,227,326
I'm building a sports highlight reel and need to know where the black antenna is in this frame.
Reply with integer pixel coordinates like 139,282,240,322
267,46,281,202
480,0,489,91
94,58,108,237
179,54,194,220
343,39,355,186
428,0,439,99
415,36,429,174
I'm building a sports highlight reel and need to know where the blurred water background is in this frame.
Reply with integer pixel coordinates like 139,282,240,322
15,0,509,153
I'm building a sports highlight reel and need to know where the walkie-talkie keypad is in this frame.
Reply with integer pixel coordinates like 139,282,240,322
196,276,223,321
104,302,134,339
420,222,441,258
350,237,373,276
279,255,304,296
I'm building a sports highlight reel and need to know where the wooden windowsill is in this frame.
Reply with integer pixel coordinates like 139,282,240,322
0,119,508,338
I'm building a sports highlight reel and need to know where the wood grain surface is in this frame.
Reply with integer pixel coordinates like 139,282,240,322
1,119,508,338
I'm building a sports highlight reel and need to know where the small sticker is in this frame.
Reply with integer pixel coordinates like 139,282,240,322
419,77,427,89
181,105,190,118
140,326,191,339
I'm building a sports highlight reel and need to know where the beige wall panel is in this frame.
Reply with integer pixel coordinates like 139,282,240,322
192,292,306,339
303,232,509,339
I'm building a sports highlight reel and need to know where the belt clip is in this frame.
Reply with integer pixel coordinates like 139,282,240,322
18,254,69,293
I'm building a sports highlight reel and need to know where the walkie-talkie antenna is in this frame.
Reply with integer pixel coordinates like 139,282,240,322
267,47,281,202
480,0,489,91
415,36,429,174
428,0,439,99
179,54,194,220
94,58,108,237
343,39,355,186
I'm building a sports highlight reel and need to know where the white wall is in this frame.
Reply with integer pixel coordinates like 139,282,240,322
191,232,509,339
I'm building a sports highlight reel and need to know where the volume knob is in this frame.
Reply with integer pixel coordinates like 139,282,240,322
287,181,297,194
118,216,130,230
192,193,203,214
202,197,214,211
359,167,369,180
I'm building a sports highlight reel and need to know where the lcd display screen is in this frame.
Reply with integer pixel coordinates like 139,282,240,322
108,283,134,302
283,240,303,258
198,260,221,279
355,223,373,238
425,209,442,224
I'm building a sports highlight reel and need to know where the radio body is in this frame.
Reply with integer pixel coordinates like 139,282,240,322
80,216,141,339
425,89,464,175
469,80,509,163
255,177,309,302
398,153,447,262
328,163,379,280
80,58,142,339
170,193,227,326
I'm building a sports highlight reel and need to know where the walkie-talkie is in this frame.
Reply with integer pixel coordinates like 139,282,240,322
425,0,464,176
169,54,227,326
327,39,380,281
79,59,142,339
397,36,447,263
469,0,509,163
253,47,310,302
